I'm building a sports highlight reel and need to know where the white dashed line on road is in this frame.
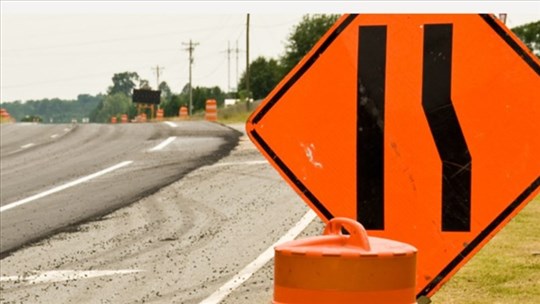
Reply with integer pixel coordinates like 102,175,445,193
20,143,35,149
0,270,143,284
164,121,177,128
0,161,133,213
149,136,176,152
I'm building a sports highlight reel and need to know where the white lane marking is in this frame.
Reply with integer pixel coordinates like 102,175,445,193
0,270,142,284
20,143,35,149
206,160,268,168
164,121,177,128
199,209,317,304
0,161,133,213
149,136,176,152
50,134,59,138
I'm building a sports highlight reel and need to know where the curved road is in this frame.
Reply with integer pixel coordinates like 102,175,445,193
0,122,316,304
1,123,537,304
0,121,241,254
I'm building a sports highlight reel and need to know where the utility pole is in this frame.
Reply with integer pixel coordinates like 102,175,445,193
183,39,199,116
151,65,164,89
499,13,507,24
223,41,232,93
235,40,240,93
246,13,251,110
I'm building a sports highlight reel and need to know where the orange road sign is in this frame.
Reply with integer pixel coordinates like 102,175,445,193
246,14,540,299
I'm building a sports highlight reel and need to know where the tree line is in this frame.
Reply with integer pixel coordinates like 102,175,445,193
240,16,540,101
2,14,338,123
2,15,537,123
2,94,103,123
89,71,229,122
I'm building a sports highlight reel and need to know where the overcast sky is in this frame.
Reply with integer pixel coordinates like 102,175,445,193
1,1,539,102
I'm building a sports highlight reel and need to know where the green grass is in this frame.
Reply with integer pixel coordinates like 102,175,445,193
431,194,540,303
216,102,254,124
0,117,15,124
164,102,253,124
218,110,251,124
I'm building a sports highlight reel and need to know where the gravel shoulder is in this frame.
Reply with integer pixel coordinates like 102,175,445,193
0,123,322,304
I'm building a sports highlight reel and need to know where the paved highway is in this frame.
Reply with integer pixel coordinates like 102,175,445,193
0,122,318,304
1,122,539,304
0,121,241,254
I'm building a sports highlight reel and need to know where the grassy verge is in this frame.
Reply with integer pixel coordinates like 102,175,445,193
216,102,255,124
164,102,253,124
0,117,15,124
431,194,540,303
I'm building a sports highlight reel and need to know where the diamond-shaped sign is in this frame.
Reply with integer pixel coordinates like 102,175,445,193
247,14,539,298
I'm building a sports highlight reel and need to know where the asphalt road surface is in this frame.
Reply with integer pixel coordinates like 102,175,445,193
0,121,241,254
0,122,322,304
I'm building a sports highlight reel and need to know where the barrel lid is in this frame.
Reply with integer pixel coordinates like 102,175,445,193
275,218,417,258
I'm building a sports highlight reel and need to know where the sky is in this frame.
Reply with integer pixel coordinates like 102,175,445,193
1,1,539,102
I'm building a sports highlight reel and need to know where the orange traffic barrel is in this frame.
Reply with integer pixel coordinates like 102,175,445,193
140,113,147,123
111,116,117,124
179,106,189,119
205,99,217,122
274,217,417,304
156,108,164,121
0,108,12,123
0,108,9,118
121,114,128,123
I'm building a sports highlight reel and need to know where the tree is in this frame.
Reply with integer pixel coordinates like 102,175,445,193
162,94,185,117
238,56,282,100
160,86,225,117
512,21,540,57
92,93,131,122
3,95,103,123
191,86,226,112
107,72,140,96
159,81,173,101
280,14,340,75
139,79,151,90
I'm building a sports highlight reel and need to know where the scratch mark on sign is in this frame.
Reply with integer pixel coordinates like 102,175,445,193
301,143,323,168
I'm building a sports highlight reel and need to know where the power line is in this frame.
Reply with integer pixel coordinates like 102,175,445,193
194,59,227,81
4,24,243,53
222,41,233,93
182,39,199,116
235,40,244,93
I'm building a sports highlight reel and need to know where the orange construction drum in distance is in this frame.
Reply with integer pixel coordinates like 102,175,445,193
111,116,117,124
156,108,164,121
205,99,218,122
274,217,417,304
179,106,189,119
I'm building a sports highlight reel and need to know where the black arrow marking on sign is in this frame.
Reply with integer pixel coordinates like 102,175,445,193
422,24,472,232
357,25,387,230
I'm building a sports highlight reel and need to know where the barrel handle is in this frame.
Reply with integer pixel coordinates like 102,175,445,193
323,217,371,251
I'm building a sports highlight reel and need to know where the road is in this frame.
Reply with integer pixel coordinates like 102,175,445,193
0,121,241,254
2,122,538,303
0,122,321,304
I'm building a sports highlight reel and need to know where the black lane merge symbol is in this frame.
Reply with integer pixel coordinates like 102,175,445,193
422,24,472,232
357,25,387,230
357,23,472,232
